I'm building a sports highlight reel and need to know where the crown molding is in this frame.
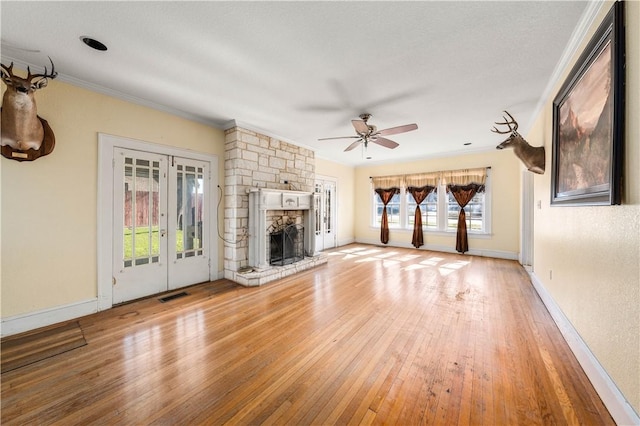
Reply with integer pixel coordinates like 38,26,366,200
526,0,606,133
0,54,224,129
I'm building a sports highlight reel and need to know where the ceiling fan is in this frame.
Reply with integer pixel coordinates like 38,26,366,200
318,113,418,152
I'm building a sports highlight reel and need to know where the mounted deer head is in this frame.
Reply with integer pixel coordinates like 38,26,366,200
492,110,545,174
1,58,57,152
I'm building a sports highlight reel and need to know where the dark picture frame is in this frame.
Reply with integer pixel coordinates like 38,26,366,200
551,1,625,206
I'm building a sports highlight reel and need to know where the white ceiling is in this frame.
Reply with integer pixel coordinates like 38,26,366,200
1,1,594,166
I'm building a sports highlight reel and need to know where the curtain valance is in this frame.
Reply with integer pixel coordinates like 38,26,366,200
440,167,487,187
371,175,404,190
405,172,440,189
371,167,488,190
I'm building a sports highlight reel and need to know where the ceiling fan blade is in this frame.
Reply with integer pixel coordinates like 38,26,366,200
351,119,369,135
372,137,399,149
344,139,363,152
377,123,418,136
318,136,360,141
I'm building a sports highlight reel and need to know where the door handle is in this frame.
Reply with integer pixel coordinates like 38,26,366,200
160,229,167,237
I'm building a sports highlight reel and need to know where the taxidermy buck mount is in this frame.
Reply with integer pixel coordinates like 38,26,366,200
492,110,545,174
1,58,57,161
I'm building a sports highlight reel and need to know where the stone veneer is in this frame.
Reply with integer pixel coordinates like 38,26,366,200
224,126,325,284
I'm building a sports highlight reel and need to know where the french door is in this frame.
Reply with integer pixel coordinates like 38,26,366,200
168,157,210,289
112,148,210,304
314,177,337,252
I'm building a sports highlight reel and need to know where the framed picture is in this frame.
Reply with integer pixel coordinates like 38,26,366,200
551,1,624,206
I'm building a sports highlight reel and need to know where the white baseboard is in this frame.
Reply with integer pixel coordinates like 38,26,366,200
354,237,519,261
529,272,640,425
337,237,355,247
1,298,98,338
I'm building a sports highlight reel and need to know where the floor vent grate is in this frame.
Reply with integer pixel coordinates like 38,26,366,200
158,291,189,303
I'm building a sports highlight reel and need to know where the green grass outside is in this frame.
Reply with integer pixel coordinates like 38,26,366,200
124,226,185,259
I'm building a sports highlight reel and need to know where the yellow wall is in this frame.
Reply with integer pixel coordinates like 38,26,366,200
353,149,521,256
315,158,356,246
1,77,225,318
529,1,639,413
2,4,638,413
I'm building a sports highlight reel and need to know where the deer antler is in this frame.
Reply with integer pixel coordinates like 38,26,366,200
26,57,57,82
491,110,519,134
1,62,15,78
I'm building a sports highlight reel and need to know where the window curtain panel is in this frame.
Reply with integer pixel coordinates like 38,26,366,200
443,168,487,254
372,175,403,245
405,173,439,249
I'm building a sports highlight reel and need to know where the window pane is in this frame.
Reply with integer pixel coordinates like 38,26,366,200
406,192,433,228
447,192,460,230
467,192,485,231
448,191,484,231
406,194,422,226
374,193,400,226
425,191,438,228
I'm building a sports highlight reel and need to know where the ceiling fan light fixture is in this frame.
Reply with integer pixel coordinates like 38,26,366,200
80,36,108,51
319,113,416,154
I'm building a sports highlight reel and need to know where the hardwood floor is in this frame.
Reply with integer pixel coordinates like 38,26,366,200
1,244,613,425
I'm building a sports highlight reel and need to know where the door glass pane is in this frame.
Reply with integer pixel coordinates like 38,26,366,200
176,162,204,259
122,156,161,268
315,183,322,236
124,163,133,267
324,185,332,234
135,166,151,258
151,169,160,256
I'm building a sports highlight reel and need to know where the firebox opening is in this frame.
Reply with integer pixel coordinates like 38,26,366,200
269,224,304,266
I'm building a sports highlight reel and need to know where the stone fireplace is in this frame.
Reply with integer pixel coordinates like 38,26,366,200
247,188,315,269
223,125,328,286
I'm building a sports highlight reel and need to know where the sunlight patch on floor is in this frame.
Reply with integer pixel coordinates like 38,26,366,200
438,260,471,276
404,264,427,271
422,256,444,265
355,257,378,263
390,254,422,262
373,251,399,259
328,247,471,275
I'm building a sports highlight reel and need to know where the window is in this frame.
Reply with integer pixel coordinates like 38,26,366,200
372,173,490,234
407,191,437,229
446,190,485,232
374,192,401,226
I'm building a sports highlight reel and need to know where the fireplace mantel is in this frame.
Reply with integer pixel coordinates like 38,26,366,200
247,188,313,211
247,188,316,269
